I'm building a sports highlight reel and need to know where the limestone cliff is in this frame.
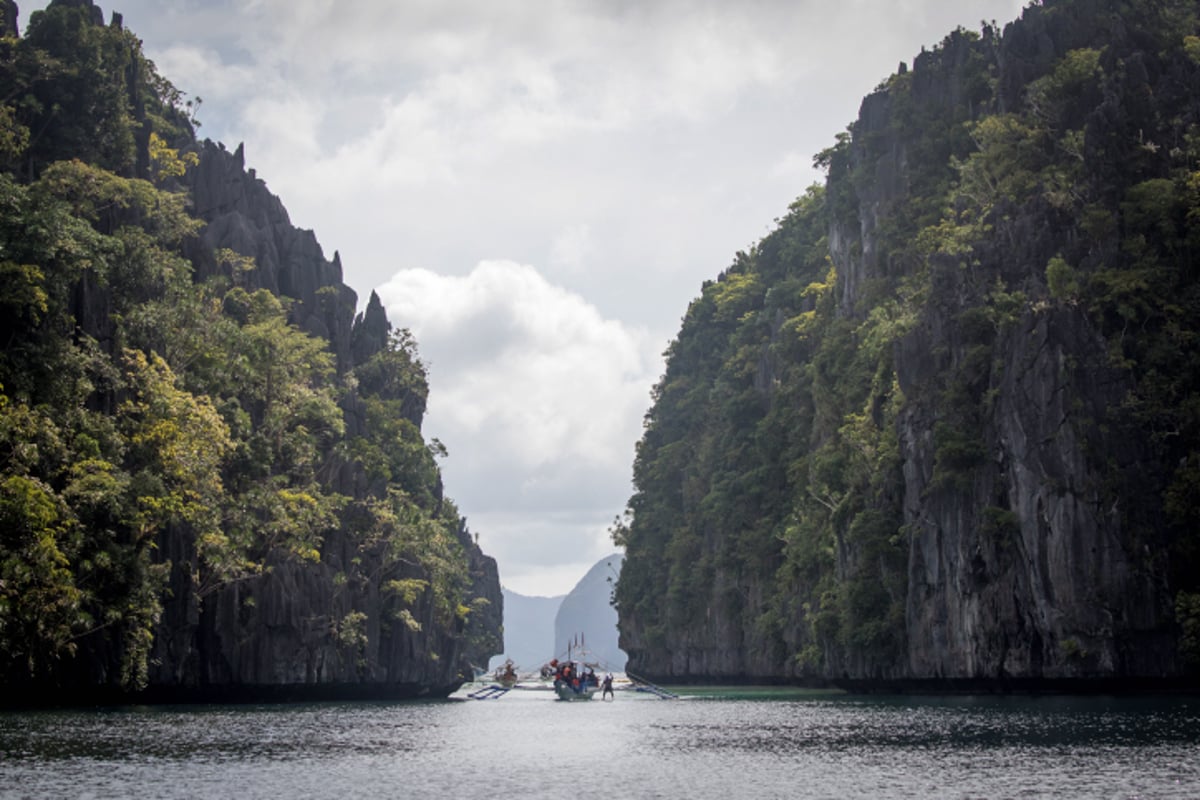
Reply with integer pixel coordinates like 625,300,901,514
139,139,504,701
0,0,501,705
616,0,1200,689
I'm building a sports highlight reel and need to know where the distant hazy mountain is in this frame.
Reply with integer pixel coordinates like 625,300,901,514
487,589,563,671
554,553,627,671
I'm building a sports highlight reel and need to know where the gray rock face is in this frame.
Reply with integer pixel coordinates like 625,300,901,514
870,16,1179,683
898,298,1174,682
149,519,501,699
187,141,358,372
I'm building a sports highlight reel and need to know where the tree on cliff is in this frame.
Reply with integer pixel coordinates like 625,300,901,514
615,0,1200,685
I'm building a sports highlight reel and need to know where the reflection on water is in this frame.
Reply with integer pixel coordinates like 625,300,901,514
1,690,1197,799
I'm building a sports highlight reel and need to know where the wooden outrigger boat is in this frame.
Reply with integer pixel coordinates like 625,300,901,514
548,634,604,701
493,659,519,688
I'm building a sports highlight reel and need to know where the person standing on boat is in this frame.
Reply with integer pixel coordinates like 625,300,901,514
602,673,614,700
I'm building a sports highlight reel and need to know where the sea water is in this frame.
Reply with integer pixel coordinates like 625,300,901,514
0,688,1197,798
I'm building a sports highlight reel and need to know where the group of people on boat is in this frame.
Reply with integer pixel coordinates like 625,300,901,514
548,658,597,694
546,659,616,699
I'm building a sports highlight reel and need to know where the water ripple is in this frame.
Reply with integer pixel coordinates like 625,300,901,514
1,693,1197,799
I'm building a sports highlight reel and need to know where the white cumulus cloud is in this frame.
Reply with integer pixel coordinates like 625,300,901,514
377,261,667,592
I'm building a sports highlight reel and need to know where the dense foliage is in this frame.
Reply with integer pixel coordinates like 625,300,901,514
0,1,496,696
616,0,1200,680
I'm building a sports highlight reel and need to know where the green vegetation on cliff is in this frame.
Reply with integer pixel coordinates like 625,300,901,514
0,1,499,699
615,0,1200,683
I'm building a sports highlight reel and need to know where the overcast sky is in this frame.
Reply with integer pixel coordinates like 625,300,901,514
20,0,1028,596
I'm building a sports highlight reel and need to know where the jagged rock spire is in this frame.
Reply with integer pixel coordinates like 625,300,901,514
351,290,393,366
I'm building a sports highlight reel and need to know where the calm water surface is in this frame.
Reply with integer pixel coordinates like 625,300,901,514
1,688,1197,798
